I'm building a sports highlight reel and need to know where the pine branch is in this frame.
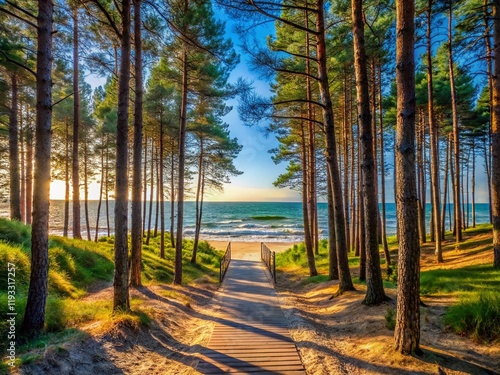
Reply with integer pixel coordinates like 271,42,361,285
5,1,36,20
0,6,37,28
52,91,75,108
274,98,325,109
90,0,122,38
0,51,36,77
244,0,319,36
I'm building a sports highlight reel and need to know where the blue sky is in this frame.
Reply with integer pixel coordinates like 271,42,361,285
57,10,490,204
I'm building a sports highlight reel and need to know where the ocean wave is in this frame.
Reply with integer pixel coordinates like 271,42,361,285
250,215,288,220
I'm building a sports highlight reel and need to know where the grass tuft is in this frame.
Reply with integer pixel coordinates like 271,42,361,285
444,291,500,341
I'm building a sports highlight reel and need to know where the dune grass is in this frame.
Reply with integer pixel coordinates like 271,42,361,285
0,217,223,367
275,224,499,341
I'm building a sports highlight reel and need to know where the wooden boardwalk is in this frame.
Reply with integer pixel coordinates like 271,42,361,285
197,257,305,374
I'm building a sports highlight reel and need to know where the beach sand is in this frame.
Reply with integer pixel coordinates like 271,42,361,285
207,240,296,260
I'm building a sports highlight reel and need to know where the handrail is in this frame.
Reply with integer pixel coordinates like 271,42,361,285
260,242,276,284
219,242,231,283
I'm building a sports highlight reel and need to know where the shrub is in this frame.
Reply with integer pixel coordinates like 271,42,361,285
0,218,31,247
444,292,500,341
385,308,396,330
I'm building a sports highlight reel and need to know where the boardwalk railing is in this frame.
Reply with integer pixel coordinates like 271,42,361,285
261,242,277,284
219,242,231,282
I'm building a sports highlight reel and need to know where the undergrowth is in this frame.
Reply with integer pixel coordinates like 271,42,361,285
275,227,497,341
444,292,500,341
0,217,223,368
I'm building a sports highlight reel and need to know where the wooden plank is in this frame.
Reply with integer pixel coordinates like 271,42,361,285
197,257,305,375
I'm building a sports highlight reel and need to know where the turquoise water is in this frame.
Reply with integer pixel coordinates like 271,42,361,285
0,201,492,242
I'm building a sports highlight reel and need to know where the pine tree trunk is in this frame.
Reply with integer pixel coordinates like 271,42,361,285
83,140,91,241
327,169,338,280
315,0,354,293
64,118,70,237
491,0,500,268
154,151,159,238
72,6,81,240
472,141,476,228
142,136,148,237
448,2,462,243
175,42,189,285
192,138,204,264
105,146,110,237
484,1,494,224
113,0,132,312
21,0,53,335
378,63,390,266
160,121,165,259
352,0,387,304
441,134,451,239
427,0,443,261
131,0,143,286
26,126,32,225
301,121,317,277
170,140,176,248
20,109,25,223
342,68,351,253
417,114,426,243
146,141,154,245
350,103,357,254
394,0,421,355
9,74,21,221
95,143,104,242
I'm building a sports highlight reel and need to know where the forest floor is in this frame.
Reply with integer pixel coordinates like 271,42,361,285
13,239,499,375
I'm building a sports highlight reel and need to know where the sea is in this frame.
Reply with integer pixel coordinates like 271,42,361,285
0,201,492,242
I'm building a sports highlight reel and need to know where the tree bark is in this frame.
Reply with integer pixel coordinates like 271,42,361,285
20,108,25,223
378,62,390,266
21,0,53,335
26,125,33,225
315,0,354,294
327,169,338,280
192,138,204,264
113,0,131,312
146,141,154,245
394,0,421,355
427,0,443,261
64,118,70,237
448,1,462,243
170,139,176,248
9,74,21,221
352,0,387,304
175,44,188,284
416,113,426,243
131,0,143,287
484,0,494,224
301,121,317,276
83,139,91,241
95,142,104,242
72,6,81,240
160,117,165,259
492,0,500,268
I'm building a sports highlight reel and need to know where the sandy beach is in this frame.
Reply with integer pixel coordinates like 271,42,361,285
207,240,297,260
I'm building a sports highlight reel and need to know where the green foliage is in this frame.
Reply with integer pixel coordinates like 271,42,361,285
385,308,396,330
0,218,221,348
444,292,500,341
420,265,500,296
0,218,31,248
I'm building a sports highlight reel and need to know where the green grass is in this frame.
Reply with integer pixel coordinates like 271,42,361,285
444,292,500,341
276,229,499,341
0,218,31,248
420,265,500,296
0,217,223,360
